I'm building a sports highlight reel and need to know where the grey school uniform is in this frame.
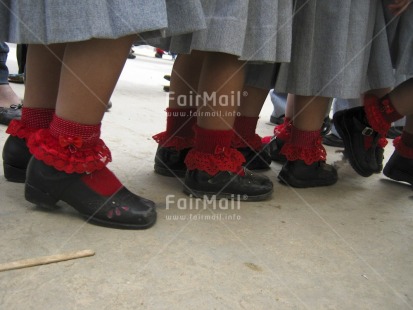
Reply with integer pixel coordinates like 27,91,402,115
169,0,293,62
275,0,395,99
0,0,205,44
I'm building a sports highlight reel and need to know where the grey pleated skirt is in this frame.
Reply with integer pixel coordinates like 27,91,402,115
383,0,413,77
168,0,292,62
275,0,395,99
0,0,206,44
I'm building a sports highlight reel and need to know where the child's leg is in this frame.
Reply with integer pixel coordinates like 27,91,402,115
232,85,272,170
153,52,203,177
3,44,65,182
333,83,410,177
278,95,338,188
24,36,156,229
184,51,273,201
383,115,413,187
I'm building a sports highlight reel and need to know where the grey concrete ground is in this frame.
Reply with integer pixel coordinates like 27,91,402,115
0,44,412,310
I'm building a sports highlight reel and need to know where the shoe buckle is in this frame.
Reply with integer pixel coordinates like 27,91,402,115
362,127,374,136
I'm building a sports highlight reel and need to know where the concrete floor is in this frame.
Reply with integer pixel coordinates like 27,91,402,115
0,44,412,310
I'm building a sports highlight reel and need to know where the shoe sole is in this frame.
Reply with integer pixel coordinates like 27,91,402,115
182,188,273,202
333,111,373,177
277,170,337,188
25,183,157,229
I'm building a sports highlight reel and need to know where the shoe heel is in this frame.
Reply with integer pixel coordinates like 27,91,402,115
25,183,59,209
3,163,26,183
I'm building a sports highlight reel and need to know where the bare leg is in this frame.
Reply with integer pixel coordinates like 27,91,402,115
237,85,267,117
24,44,65,109
56,37,133,124
388,78,413,116
169,52,203,109
285,94,295,119
197,52,245,130
404,115,413,134
292,95,330,130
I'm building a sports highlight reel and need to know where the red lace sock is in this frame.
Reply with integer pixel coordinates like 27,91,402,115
274,117,292,141
6,107,54,139
364,94,403,136
231,116,262,150
262,117,291,144
152,108,196,150
28,114,121,196
184,125,245,176
393,131,413,159
280,125,326,165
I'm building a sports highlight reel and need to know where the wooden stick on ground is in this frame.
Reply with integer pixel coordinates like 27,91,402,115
0,250,95,272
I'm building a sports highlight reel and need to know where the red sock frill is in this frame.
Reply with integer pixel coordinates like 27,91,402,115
152,108,196,150
280,125,326,165
184,125,245,176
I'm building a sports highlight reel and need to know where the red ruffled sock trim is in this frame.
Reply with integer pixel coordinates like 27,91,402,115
184,147,246,176
185,125,246,175
274,117,292,141
394,135,413,159
364,95,392,136
27,128,112,174
152,131,194,150
152,108,196,150
6,119,38,140
280,126,326,165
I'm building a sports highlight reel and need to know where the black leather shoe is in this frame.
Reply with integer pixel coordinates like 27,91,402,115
265,136,287,164
154,146,189,178
322,133,344,148
383,151,413,188
269,114,285,125
333,107,381,177
2,135,31,183
278,160,338,188
0,104,22,126
184,168,273,201
25,158,157,229
8,73,25,84
237,147,271,170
